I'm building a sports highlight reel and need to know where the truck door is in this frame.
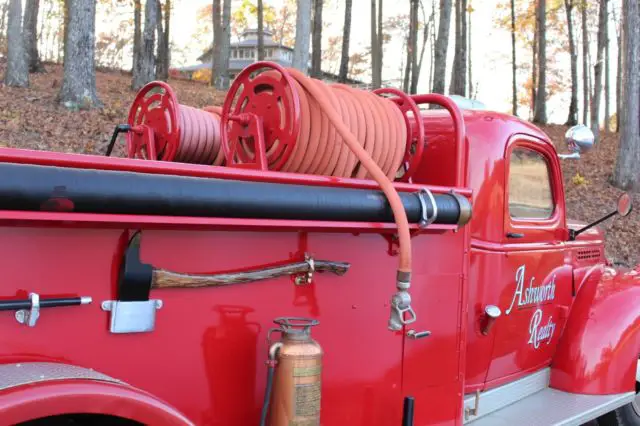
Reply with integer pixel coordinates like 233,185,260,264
484,135,573,384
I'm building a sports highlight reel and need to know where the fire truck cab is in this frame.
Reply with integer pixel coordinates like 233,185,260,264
0,67,637,426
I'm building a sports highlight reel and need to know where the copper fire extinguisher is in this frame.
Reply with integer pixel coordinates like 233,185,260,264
260,317,323,426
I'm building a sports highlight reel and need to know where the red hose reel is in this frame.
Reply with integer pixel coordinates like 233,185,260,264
125,61,426,181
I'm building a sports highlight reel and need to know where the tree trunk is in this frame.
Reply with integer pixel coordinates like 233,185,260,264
311,0,322,77
511,0,517,115
155,0,166,81
414,0,431,93
370,0,379,88
409,0,420,94
293,0,311,73
564,0,578,125
377,0,383,87
604,0,610,132
403,0,416,92
338,0,352,83
615,7,622,132
432,0,452,94
0,3,8,45
23,0,42,73
591,0,607,142
4,0,28,87
58,0,100,108
132,0,157,91
132,0,141,76
613,0,640,189
257,0,264,60
581,0,589,125
449,0,467,96
211,0,221,86
467,2,472,97
533,0,546,124
213,0,231,89
531,13,537,119
162,0,171,80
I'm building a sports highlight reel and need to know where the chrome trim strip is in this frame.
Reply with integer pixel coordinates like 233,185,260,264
0,362,125,391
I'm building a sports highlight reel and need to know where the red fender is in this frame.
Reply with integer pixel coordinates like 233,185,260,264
550,265,640,394
0,363,194,425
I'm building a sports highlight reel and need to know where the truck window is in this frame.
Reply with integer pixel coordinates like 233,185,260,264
508,147,554,219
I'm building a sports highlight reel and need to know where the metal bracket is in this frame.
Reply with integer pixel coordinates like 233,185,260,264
464,390,481,420
101,300,163,334
15,293,40,327
416,188,438,228
294,254,315,285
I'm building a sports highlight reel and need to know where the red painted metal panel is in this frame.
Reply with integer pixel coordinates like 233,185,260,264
551,266,640,394
400,231,467,425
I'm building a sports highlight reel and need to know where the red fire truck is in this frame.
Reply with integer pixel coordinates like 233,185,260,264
0,62,637,426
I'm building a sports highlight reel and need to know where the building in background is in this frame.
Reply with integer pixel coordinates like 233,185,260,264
175,28,365,86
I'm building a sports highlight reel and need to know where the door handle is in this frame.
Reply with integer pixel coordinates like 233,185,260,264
406,329,431,339
506,232,525,239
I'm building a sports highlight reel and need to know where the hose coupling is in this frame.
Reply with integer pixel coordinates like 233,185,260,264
388,289,417,331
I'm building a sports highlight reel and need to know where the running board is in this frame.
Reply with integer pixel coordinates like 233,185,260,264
464,368,635,425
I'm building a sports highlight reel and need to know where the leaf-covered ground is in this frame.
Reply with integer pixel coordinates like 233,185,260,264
0,62,637,266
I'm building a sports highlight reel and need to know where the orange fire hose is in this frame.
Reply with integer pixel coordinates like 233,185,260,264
128,69,416,309
284,69,412,279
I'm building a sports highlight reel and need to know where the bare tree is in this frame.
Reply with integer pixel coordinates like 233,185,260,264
432,0,452,94
23,0,43,72
581,0,589,125
591,0,607,142
58,0,101,108
564,0,578,125
4,0,28,87
213,0,231,89
0,2,8,50
511,0,517,115
604,0,610,131
4,0,29,87
467,1,472,97
132,0,141,79
613,3,622,132
531,13,537,117
155,0,167,81
311,0,323,77
257,0,264,60
449,0,467,96
377,0,383,85
338,0,352,82
413,0,432,93
132,0,157,90
161,0,171,80
293,0,311,73
370,0,379,87
403,0,418,92
533,0,546,124
211,0,220,86
613,0,639,189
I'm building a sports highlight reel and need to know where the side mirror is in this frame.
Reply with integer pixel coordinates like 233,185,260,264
569,191,633,240
558,124,595,159
617,192,633,217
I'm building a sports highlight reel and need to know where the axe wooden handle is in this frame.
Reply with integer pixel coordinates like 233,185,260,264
152,259,350,289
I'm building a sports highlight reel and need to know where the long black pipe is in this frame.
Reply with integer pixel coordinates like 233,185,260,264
0,162,470,225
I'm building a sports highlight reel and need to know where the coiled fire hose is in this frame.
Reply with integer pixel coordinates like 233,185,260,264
126,63,422,329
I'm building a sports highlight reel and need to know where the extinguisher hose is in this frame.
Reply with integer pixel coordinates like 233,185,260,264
260,343,282,426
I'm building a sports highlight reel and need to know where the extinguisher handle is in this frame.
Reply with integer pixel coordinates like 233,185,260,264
267,327,283,344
